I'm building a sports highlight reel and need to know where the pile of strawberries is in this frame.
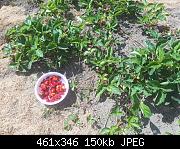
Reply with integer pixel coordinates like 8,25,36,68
39,75,66,102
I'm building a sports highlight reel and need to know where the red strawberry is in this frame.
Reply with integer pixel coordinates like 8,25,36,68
49,92,56,97
53,94,59,100
56,85,62,92
56,82,61,85
52,76,60,82
44,91,49,96
50,88,56,93
44,80,49,85
61,85,66,91
40,83,46,90
51,81,57,87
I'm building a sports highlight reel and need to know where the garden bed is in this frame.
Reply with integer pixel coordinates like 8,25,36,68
0,0,180,135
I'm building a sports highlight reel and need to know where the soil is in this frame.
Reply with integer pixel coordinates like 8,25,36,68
0,0,180,135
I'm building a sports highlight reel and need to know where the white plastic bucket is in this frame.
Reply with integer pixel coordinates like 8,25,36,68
34,72,69,106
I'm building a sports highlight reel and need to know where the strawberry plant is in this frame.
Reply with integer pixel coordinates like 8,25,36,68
3,0,179,135
3,0,81,72
128,37,180,105
64,114,81,131
137,0,168,27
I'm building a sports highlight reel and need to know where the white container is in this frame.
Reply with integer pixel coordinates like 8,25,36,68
34,72,69,106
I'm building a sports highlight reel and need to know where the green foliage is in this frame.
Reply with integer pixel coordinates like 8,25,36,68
70,78,78,91
4,0,80,71
3,0,179,135
128,38,180,105
138,0,168,26
100,125,121,135
87,114,96,126
64,114,81,131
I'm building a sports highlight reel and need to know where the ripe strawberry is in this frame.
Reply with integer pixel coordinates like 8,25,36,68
56,85,62,92
49,92,56,97
48,76,52,80
51,81,57,87
44,91,49,96
61,85,65,90
44,80,49,85
50,88,56,93
56,82,61,85
49,82,54,87
40,83,46,90
52,76,60,82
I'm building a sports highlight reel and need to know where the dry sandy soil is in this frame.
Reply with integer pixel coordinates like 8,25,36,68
0,0,180,135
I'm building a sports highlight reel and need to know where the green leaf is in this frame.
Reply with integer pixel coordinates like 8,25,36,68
64,119,72,131
68,114,78,123
111,105,123,116
140,102,152,118
3,44,12,55
36,49,43,57
171,53,180,61
155,91,167,105
171,96,180,104
178,119,180,126
131,86,143,96
100,128,110,135
145,40,155,50
96,86,107,97
160,82,169,85
158,48,165,62
87,114,96,126
15,52,22,62
147,80,161,90
128,116,141,129
162,59,173,66
95,40,104,47
130,51,141,56
172,40,180,51
146,29,160,39
9,63,18,70
27,61,33,70
109,125,120,135
24,17,32,26
108,86,121,95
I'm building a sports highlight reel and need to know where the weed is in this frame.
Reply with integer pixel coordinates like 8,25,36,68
64,113,82,131
42,108,55,118
87,114,96,127
69,77,78,92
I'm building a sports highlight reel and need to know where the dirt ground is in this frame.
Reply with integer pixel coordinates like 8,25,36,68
0,0,180,135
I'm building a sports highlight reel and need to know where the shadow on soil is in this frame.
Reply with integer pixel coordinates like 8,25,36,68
16,58,84,79
142,101,180,134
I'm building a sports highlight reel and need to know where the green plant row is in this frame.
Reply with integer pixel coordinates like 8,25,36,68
3,0,180,134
